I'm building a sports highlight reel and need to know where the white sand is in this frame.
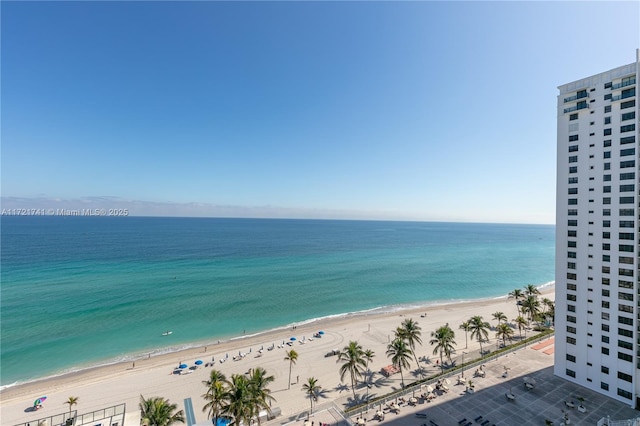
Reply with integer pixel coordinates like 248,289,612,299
0,287,553,426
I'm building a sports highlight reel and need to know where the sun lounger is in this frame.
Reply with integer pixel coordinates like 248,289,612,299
481,420,490,426
415,413,427,418
458,419,467,425
429,420,439,426
475,416,483,423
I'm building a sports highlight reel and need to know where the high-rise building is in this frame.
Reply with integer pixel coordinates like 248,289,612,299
555,50,639,407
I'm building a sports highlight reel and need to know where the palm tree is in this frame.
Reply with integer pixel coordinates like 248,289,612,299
397,318,423,377
468,316,490,354
495,323,514,347
284,349,298,390
492,311,507,326
140,395,185,426
301,377,321,415
429,325,456,372
386,337,412,387
520,295,541,324
508,288,524,315
64,396,78,416
202,370,227,423
459,321,470,349
247,367,275,426
224,374,252,426
513,315,528,339
337,341,367,399
364,349,375,387
524,284,541,297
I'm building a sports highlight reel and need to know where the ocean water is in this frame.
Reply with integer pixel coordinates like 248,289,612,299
0,217,554,388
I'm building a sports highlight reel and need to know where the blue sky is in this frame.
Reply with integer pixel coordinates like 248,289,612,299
2,1,638,223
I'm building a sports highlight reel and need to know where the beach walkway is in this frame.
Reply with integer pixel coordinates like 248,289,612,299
329,341,638,426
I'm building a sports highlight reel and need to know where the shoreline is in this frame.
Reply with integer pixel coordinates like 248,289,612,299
0,281,554,392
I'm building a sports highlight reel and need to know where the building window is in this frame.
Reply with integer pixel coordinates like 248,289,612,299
603,220,611,227
569,177,578,184
619,280,634,289
569,156,578,163
570,113,578,120
567,337,576,345
618,352,633,363
602,301,610,308
603,185,611,192
603,243,610,250
568,187,578,194
620,88,636,99
619,292,634,301
619,244,634,252
569,145,579,152
621,111,635,121
568,219,577,226
566,354,576,362
618,328,633,337
568,198,578,205
620,160,635,168
620,185,634,192
620,148,635,156
602,289,610,297
618,340,633,350
567,326,576,334
605,104,612,112
619,255,634,263
618,388,632,400
568,230,577,237
619,233,634,241
602,347,610,355
603,208,611,215
621,124,635,133
604,116,611,124
601,382,609,391
569,134,579,141
604,129,612,136
620,208,634,216
618,316,633,325
620,197,634,204
566,369,576,378
567,262,576,269
602,335,610,343
567,315,576,323
568,241,576,247
619,304,633,313
621,136,635,144
603,199,611,206
602,278,610,286
603,232,610,239
621,100,635,109
604,151,611,159
602,266,610,273
604,163,610,170
570,166,578,173
567,272,577,280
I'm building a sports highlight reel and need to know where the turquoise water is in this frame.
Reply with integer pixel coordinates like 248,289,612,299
0,217,554,388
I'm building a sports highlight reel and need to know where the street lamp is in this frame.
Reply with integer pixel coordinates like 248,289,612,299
461,351,468,378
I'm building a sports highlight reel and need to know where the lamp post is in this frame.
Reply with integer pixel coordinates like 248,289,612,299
461,351,468,378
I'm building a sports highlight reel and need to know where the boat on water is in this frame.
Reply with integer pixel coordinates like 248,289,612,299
162,331,173,336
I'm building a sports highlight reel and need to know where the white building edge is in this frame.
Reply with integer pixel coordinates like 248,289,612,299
555,49,640,407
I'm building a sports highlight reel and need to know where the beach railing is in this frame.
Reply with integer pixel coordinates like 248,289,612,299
12,404,125,426
597,417,640,426
276,401,351,426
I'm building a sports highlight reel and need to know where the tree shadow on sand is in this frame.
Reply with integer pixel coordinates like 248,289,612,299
334,383,350,393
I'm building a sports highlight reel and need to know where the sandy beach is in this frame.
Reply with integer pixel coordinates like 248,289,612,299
0,287,554,426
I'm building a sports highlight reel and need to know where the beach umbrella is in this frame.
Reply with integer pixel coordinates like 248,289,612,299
34,396,47,406
179,363,188,369
195,360,203,365
290,337,297,341
523,377,536,385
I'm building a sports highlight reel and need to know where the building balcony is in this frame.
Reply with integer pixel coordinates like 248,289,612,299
612,77,636,90
564,103,589,113
564,91,589,103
